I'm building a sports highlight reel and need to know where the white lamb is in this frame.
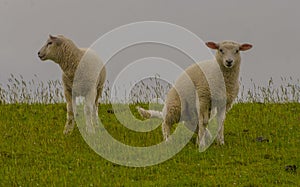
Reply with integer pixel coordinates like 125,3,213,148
38,35,106,134
137,41,252,148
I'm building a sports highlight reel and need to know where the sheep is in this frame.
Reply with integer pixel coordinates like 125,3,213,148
137,41,252,149
38,35,106,134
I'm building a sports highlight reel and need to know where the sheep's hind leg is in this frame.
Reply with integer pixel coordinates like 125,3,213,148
93,87,103,126
162,121,171,142
93,93,99,127
197,114,206,150
203,111,212,144
216,107,226,145
93,103,99,126
84,102,95,134
84,91,97,134
198,110,213,151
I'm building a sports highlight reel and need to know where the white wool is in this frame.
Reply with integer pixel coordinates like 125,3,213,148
137,41,252,148
38,35,106,134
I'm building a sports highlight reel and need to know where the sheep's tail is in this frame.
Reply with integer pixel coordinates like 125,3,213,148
136,106,163,119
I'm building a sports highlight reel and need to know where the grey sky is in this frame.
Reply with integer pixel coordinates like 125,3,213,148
1,0,300,92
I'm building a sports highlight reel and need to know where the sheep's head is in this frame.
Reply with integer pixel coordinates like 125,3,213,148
206,41,252,69
38,35,63,62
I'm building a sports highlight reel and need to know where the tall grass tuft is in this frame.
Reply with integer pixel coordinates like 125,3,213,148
0,74,299,104
238,77,300,103
129,75,171,104
0,74,65,104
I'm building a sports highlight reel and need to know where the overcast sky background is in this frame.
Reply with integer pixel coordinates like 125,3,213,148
1,0,300,95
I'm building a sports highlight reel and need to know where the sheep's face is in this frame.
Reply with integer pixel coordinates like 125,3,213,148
38,35,63,62
206,41,252,69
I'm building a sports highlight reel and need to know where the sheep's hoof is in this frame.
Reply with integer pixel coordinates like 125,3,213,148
216,134,225,145
136,106,151,119
217,140,225,145
63,127,73,135
205,129,212,142
63,121,75,135
198,140,208,152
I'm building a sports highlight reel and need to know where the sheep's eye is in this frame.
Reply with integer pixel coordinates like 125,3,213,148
47,42,53,46
235,50,239,54
219,49,224,53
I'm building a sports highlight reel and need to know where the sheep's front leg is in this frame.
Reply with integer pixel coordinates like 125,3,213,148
63,89,75,134
216,106,226,145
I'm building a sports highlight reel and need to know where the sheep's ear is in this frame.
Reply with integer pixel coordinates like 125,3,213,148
206,42,219,50
49,35,62,46
239,44,252,51
49,34,57,40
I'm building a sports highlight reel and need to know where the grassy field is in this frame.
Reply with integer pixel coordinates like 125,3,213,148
0,103,299,186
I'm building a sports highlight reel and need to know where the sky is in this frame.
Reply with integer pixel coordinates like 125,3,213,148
1,0,300,95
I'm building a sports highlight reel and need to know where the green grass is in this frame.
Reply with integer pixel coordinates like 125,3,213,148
0,103,299,186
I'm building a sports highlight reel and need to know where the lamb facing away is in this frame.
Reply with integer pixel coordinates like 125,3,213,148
137,41,252,149
38,35,106,134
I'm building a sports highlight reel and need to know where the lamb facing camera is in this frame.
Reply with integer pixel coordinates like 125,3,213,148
137,41,252,150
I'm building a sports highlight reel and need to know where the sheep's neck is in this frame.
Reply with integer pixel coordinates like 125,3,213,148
221,65,240,85
56,45,83,81
221,64,240,99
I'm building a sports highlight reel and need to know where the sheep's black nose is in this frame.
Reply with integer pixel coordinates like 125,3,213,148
226,59,233,65
38,51,40,55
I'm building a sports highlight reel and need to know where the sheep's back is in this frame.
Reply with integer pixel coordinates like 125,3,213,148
73,49,106,96
177,60,226,103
